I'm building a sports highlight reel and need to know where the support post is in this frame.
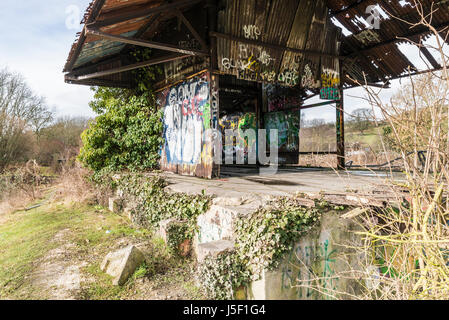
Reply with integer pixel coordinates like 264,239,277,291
336,87,345,170
210,73,220,178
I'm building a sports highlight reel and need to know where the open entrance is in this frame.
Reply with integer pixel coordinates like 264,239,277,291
218,75,259,168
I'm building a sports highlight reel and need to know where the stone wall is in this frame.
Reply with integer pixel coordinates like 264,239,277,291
247,211,365,300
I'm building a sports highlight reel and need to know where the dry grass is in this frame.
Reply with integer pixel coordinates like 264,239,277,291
0,160,46,214
49,162,98,205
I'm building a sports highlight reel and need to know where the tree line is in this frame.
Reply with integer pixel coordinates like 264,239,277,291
0,68,89,172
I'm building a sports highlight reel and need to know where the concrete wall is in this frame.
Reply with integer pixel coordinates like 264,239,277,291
159,71,217,178
247,211,364,300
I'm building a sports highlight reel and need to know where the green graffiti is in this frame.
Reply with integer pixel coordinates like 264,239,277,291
265,111,300,151
203,103,211,130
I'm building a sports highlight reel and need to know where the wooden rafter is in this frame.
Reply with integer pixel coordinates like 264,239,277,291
175,9,208,51
87,0,204,29
86,28,209,56
65,54,190,81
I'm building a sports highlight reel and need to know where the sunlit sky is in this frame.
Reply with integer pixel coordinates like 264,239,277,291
0,0,95,118
0,1,446,122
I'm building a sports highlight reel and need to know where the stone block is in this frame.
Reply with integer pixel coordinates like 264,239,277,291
100,245,145,286
108,197,122,213
196,239,234,263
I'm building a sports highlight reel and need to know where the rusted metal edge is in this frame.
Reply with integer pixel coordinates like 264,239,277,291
210,31,343,59
63,0,106,72
65,54,190,81
87,0,204,29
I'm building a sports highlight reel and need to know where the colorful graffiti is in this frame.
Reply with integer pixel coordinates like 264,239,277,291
161,74,211,165
301,62,321,89
219,25,307,86
281,239,338,300
264,111,300,152
320,67,340,100
219,112,257,162
265,84,302,112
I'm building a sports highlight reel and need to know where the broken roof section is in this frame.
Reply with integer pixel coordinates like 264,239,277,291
64,0,449,89
329,0,449,84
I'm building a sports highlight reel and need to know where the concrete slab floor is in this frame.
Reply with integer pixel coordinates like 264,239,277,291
163,167,405,200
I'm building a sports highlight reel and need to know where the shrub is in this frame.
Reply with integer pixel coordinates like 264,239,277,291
78,92,164,173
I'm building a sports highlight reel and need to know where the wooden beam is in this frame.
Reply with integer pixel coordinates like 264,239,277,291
330,0,369,17
210,31,343,59
336,70,345,170
65,54,190,81
65,78,133,88
119,13,162,55
64,0,106,72
175,9,208,51
419,46,441,69
87,0,204,29
86,28,209,56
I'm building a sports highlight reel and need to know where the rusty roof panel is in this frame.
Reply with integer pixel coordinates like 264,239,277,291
216,0,341,89
64,0,449,87
328,0,449,83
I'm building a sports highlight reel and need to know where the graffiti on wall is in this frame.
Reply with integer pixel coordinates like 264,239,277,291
264,111,299,152
161,74,211,166
281,238,338,300
219,25,308,86
265,84,302,112
301,61,321,89
320,67,340,100
219,112,257,162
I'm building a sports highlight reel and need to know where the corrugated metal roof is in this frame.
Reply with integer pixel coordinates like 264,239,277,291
328,0,449,83
64,0,449,88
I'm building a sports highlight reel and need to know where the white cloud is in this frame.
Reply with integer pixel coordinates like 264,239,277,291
0,0,95,118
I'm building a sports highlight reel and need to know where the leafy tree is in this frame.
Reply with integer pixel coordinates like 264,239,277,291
382,75,448,153
350,108,374,135
36,116,89,166
78,91,164,173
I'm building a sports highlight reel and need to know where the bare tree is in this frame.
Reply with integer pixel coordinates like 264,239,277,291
350,108,374,135
0,68,54,170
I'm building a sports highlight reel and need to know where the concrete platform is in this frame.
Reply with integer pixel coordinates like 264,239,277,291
163,167,404,200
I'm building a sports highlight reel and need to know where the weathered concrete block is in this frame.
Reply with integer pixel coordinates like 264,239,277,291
157,219,192,257
108,197,122,214
246,211,366,300
196,240,234,263
197,202,262,244
100,245,145,286
212,196,245,206
157,218,177,244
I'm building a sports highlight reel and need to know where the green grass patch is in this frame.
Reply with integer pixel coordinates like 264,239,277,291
0,204,84,298
0,202,150,299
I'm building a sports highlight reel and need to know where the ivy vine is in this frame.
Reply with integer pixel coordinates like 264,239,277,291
198,250,251,300
116,173,210,254
198,198,339,299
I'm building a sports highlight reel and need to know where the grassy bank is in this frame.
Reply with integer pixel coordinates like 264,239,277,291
0,201,204,300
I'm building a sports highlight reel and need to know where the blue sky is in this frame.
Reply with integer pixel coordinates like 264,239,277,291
0,0,95,118
0,1,445,122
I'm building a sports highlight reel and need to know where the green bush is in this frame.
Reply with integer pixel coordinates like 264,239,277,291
78,92,164,173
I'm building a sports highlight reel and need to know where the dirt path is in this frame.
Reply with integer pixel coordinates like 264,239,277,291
29,229,87,300
0,202,204,300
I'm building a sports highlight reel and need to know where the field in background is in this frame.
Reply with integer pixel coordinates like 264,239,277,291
298,120,398,169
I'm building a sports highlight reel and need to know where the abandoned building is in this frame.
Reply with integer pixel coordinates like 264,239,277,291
64,0,447,179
